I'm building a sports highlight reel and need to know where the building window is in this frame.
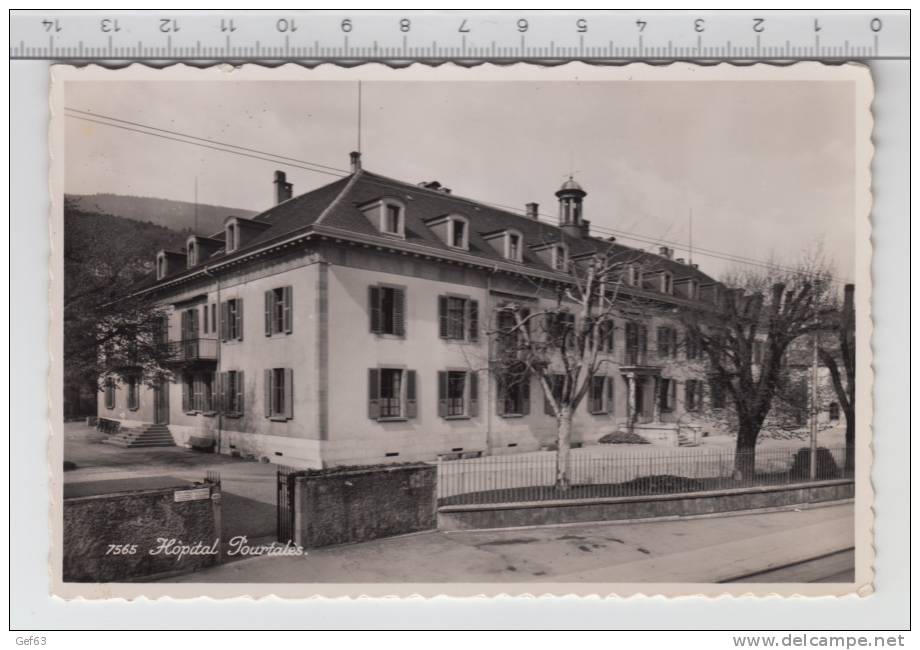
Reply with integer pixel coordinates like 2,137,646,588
624,322,648,365
221,298,244,341
384,204,402,235
552,245,568,271
438,370,478,419
265,286,293,336
225,223,237,252
828,402,840,421
369,285,406,336
498,371,530,417
449,216,468,250
156,254,166,281
438,295,478,341
547,311,576,346
127,377,139,411
688,279,700,300
104,379,116,410
597,318,615,353
657,326,678,359
368,368,417,420
187,240,197,267
264,368,293,420
627,265,641,287
506,231,522,262
590,375,614,415
685,379,701,412
709,378,726,409
661,272,674,295
544,374,566,416
202,303,209,334
221,370,245,416
686,331,701,360
659,378,677,412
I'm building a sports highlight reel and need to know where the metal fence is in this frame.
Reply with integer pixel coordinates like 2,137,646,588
437,445,850,506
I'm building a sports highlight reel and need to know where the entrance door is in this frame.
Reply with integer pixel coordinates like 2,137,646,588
154,380,170,424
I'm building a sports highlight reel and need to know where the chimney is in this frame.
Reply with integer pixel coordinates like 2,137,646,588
273,170,293,204
579,219,591,238
525,202,539,219
349,151,362,173
676,257,685,264
691,263,699,270
658,246,673,259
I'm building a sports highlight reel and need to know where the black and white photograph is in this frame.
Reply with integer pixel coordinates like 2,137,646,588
49,62,873,599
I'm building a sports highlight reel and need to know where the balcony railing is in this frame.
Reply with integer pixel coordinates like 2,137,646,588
161,338,219,362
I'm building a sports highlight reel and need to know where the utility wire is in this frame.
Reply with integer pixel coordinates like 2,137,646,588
65,109,849,284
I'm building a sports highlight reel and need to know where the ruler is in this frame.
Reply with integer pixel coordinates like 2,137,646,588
10,11,909,61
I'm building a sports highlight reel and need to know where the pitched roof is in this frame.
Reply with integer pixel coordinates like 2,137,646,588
140,167,716,291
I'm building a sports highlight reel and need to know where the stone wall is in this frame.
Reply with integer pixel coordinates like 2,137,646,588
295,464,437,548
438,480,854,530
63,483,221,582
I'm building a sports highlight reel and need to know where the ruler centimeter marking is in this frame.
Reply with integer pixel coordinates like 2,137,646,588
10,12,910,61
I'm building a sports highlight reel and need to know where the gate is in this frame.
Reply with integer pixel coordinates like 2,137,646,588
276,465,300,543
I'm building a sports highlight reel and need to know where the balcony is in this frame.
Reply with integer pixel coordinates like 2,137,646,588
161,338,219,363
621,348,660,372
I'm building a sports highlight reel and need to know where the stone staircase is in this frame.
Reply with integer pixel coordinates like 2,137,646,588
104,423,176,448
677,430,699,447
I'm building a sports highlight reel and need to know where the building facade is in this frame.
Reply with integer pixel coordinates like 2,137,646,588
99,153,820,468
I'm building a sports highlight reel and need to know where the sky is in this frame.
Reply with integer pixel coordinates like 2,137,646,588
65,79,856,282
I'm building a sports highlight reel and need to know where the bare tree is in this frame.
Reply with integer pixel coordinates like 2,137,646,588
680,254,837,478
489,242,656,490
819,283,856,471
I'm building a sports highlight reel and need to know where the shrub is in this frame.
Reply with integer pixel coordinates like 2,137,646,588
598,431,651,445
789,447,840,480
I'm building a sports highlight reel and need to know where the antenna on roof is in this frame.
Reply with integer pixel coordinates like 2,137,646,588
356,80,362,154
688,207,693,266
194,176,198,233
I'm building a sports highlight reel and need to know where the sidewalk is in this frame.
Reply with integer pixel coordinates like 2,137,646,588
167,502,854,584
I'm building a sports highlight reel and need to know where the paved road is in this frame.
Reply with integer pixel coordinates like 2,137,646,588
723,549,855,583
167,502,855,584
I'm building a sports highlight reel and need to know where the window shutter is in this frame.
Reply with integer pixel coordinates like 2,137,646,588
220,302,229,341
670,379,677,406
367,368,380,419
393,288,405,336
264,369,272,417
264,290,273,336
369,286,381,333
606,376,614,414
283,286,293,333
522,378,531,415
236,371,245,415
496,381,505,416
468,372,479,417
180,310,188,340
202,304,208,334
236,299,244,340
284,368,294,419
468,300,479,342
438,296,448,338
437,371,448,418
217,372,226,412
406,370,417,419
191,309,199,337
182,376,190,412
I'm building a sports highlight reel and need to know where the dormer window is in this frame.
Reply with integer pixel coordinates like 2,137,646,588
688,279,700,300
661,271,673,295
385,204,402,234
156,253,167,280
552,244,568,271
448,216,468,250
225,222,238,252
507,231,522,262
627,265,641,287
187,240,198,267
359,197,406,238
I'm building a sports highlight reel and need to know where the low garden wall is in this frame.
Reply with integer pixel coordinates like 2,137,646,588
63,483,222,582
437,479,854,530
294,463,437,548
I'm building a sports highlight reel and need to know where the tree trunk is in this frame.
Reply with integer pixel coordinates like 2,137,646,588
555,408,572,491
844,405,855,473
734,418,759,480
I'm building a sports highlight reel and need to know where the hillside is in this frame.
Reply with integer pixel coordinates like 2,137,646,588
65,193,257,236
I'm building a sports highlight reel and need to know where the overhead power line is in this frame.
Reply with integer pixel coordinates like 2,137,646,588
65,107,849,284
